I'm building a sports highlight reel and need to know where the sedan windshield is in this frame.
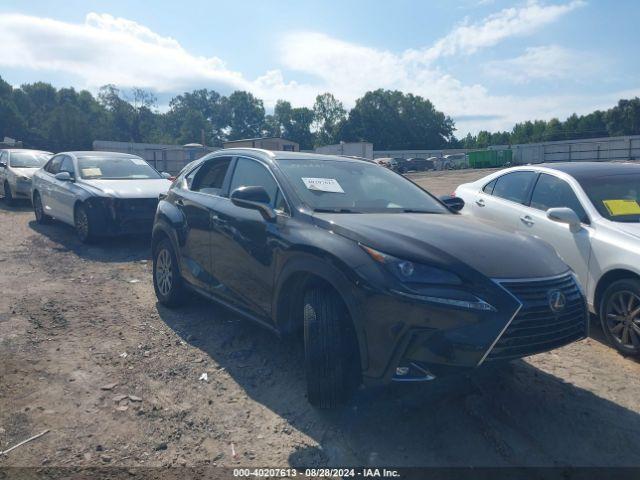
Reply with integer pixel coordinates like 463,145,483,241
10,152,50,168
277,159,448,214
77,156,161,180
580,174,640,222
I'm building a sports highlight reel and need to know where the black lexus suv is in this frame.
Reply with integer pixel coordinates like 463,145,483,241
151,149,588,408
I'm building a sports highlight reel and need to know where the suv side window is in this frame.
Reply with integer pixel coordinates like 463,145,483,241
229,158,279,208
190,157,232,195
530,173,589,224
59,156,75,177
45,155,64,175
492,171,537,204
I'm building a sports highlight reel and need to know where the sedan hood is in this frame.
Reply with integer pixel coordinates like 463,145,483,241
313,213,568,279
13,167,40,178
611,222,640,240
79,179,172,199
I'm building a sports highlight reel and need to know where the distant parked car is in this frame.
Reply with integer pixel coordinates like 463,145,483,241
31,151,172,243
405,157,435,172
455,162,640,356
0,149,52,205
441,154,468,170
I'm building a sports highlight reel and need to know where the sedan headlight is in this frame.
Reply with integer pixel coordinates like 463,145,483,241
360,244,495,311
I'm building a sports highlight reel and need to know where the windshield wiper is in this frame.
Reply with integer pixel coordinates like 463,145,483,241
313,208,359,213
402,209,441,214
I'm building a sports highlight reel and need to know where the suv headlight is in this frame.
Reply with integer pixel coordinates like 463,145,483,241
360,244,462,285
360,244,495,311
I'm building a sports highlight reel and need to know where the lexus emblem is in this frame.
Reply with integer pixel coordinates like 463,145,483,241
548,290,567,313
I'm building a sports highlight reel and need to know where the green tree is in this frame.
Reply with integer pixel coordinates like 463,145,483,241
225,91,265,140
313,93,346,146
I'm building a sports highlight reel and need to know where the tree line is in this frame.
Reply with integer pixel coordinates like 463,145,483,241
1,75,639,153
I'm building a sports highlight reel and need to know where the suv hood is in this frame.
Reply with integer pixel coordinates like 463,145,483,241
79,179,172,199
313,213,568,279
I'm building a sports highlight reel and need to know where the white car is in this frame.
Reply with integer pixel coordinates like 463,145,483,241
455,162,640,355
0,149,52,205
31,151,172,243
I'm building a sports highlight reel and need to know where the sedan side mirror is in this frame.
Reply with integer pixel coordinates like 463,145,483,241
55,171,74,182
547,207,581,233
230,186,276,221
439,195,465,212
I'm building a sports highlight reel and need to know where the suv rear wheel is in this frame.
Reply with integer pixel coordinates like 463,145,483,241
303,287,360,408
600,278,640,356
153,238,186,307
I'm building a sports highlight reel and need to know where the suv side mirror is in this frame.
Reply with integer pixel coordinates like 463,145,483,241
230,186,276,221
547,207,581,233
439,195,465,212
54,171,74,182
161,172,172,179
0,161,6,169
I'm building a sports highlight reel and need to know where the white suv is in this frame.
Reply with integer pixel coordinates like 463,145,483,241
455,162,640,356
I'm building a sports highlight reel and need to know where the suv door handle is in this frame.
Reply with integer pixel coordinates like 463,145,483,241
475,199,485,207
520,215,535,226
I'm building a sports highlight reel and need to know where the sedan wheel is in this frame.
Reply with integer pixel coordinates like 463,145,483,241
3,182,14,206
33,193,51,224
74,204,94,243
601,279,640,356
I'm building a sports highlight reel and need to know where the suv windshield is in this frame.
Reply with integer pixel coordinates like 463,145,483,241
11,152,50,168
580,174,640,222
77,156,161,180
277,159,448,214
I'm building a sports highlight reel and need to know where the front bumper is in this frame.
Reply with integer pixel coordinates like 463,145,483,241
86,197,159,236
358,272,588,385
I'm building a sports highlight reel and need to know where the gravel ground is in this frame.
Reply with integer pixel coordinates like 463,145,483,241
1,169,639,470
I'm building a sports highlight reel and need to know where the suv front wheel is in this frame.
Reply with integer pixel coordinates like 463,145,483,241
303,287,360,408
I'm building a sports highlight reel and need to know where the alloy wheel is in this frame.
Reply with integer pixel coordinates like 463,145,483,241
605,290,640,349
34,195,43,221
75,208,89,241
155,248,173,297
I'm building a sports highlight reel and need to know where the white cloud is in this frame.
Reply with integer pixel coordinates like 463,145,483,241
483,45,602,83
405,0,585,62
0,2,622,136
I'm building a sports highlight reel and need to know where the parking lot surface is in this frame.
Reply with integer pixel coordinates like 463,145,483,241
1,169,639,468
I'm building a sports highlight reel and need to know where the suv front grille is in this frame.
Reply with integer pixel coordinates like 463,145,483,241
484,273,587,362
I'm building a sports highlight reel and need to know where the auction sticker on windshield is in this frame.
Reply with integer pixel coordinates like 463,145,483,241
603,199,640,216
302,177,345,193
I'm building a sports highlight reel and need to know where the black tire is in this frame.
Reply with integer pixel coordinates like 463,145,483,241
303,287,360,408
153,238,186,307
74,203,95,244
3,182,14,206
33,192,51,224
600,278,640,356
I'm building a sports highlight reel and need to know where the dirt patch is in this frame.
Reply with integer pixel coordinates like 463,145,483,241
0,184,639,470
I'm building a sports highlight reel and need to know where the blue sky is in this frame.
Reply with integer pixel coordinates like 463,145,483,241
1,0,638,135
